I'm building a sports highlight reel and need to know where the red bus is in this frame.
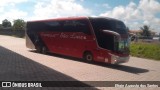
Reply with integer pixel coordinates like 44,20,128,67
26,17,130,64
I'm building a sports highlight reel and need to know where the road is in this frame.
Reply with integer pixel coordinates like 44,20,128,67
0,35,160,90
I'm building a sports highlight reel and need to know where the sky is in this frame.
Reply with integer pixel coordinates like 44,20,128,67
0,0,160,33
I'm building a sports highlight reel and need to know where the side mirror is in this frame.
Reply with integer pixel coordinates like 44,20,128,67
102,30,121,52
102,30,121,40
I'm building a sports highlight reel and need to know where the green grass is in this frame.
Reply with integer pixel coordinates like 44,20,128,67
130,42,160,61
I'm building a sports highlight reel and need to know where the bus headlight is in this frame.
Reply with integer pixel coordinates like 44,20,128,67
111,54,119,64
109,53,129,64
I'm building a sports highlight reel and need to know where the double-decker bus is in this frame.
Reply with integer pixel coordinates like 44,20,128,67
26,17,130,64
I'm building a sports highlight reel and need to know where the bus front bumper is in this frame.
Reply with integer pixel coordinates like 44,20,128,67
110,54,129,64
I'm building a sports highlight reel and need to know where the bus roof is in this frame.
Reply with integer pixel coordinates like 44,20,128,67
27,17,88,23
27,16,121,23
89,17,122,22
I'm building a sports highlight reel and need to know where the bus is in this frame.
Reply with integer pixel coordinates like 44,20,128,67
26,17,130,64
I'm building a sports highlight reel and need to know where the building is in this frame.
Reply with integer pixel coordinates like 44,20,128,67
129,30,156,36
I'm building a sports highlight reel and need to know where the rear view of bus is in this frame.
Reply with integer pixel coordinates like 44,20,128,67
26,17,129,64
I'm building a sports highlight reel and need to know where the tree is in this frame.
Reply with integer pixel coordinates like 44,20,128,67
2,19,12,28
140,25,151,39
13,19,26,31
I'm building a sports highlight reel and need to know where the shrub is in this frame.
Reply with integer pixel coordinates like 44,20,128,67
130,42,160,61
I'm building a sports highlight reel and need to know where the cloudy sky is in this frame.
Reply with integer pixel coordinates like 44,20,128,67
0,0,160,33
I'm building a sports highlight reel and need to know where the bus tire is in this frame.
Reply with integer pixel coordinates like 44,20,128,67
36,46,42,53
42,46,47,54
84,52,93,62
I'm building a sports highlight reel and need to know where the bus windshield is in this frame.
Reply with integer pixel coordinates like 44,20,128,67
117,39,129,54
89,17,129,53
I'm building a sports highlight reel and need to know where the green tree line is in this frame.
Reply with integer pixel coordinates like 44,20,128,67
0,19,26,31
140,25,152,39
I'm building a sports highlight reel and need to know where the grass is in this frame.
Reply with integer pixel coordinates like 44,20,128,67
130,42,160,61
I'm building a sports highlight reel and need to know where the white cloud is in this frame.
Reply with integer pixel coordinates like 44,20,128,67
0,0,159,33
0,0,27,6
0,9,28,24
3,9,27,20
139,0,160,14
0,0,92,24
113,6,125,18
100,0,160,33
29,0,92,20
0,0,28,24
100,2,141,21
0,7,4,13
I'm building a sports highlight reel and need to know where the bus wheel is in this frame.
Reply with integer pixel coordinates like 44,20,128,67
36,46,42,53
84,52,93,62
42,46,47,54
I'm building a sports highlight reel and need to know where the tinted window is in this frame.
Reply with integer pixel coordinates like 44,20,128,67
27,20,91,34
63,20,91,34
44,21,62,31
89,18,114,50
89,18,127,34
115,21,127,34
89,18,128,50
27,21,62,32
45,21,60,26
90,19,113,31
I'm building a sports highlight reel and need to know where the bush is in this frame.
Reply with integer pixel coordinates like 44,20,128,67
130,42,160,60
0,29,25,38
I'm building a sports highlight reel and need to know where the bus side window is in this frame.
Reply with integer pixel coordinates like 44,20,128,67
63,20,91,35
63,20,75,32
76,20,91,35
45,21,62,32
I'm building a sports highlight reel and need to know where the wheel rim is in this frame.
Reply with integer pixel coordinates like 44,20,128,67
86,54,92,61
36,46,41,53
42,46,47,54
